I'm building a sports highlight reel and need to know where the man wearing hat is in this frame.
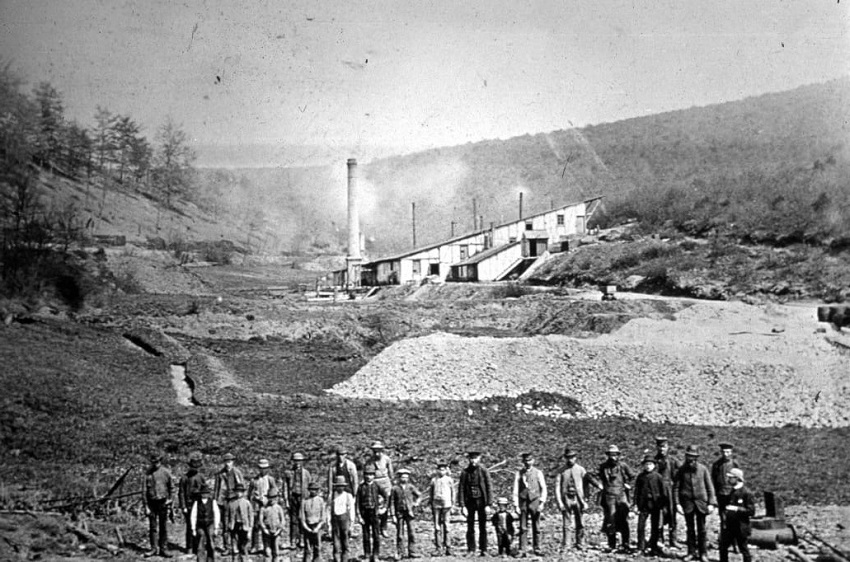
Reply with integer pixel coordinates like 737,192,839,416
300,481,326,562
427,461,455,556
597,445,635,553
284,452,311,549
711,443,740,550
365,441,394,537
555,448,593,551
634,455,666,555
329,476,357,562
226,482,253,562
458,450,493,556
674,445,716,562
249,458,279,554
356,467,383,562
719,469,755,562
190,482,220,562
491,497,516,557
653,437,681,548
260,488,286,562
180,453,207,554
391,468,422,559
143,452,175,558
512,452,547,556
215,453,245,554
327,445,359,497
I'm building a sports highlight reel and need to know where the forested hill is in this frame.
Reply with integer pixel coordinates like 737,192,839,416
361,77,850,254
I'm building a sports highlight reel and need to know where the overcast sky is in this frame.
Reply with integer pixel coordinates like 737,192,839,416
2,0,847,166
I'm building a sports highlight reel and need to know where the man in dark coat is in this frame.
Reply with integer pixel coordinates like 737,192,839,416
283,452,311,549
634,455,666,555
654,436,681,548
458,450,493,556
214,453,244,554
179,453,206,554
357,467,383,562
597,445,635,553
675,445,717,562
144,452,175,558
711,443,741,549
719,469,755,562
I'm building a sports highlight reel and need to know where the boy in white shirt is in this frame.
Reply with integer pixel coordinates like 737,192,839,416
191,482,221,562
428,462,455,556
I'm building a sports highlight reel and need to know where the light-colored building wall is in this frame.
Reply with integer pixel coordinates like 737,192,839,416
477,242,524,281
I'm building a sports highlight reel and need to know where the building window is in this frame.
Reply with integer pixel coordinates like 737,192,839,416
412,260,421,276
459,245,468,260
557,214,564,225
429,263,440,276
389,261,395,271
525,221,533,231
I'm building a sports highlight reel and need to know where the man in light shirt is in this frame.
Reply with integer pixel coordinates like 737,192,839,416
328,476,357,562
428,462,455,556
512,452,547,557
190,482,220,562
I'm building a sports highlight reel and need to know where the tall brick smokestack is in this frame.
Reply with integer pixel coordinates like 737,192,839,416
346,158,361,287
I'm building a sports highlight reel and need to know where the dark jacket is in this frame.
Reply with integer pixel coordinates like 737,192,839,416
144,465,174,503
179,468,205,510
724,485,756,536
458,464,493,506
283,466,311,499
674,462,716,514
654,453,681,486
711,457,740,497
597,460,635,498
634,471,666,512
356,480,383,516
491,510,515,536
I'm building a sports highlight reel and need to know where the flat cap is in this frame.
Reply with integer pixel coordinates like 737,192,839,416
307,481,320,490
520,452,534,459
655,436,668,444
718,442,734,450
333,476,348,487
466,450,482,457
564,448,578,458
642,455,656,464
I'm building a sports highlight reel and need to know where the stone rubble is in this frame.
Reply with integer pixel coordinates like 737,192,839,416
328,302,850,428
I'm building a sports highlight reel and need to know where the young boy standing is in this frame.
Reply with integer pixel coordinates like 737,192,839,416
719,469,755,562
491,497,515,558
357,467,383,562
300,481,326,562
260,489,286,562
329,476,357,562
226,483,253,562
390,468,421,559
635,455,666,555
427,462,455,556
190,482,220,562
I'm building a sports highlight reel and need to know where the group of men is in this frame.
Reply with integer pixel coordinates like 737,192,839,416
143,438,755,562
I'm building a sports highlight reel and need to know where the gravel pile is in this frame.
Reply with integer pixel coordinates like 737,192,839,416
328,302,850,428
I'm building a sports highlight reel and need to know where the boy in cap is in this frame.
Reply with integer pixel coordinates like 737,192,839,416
427,461,455,556
143,452,175,558
300,481,326,562
391,468,422,559
190,482,220,562
250,458,279,554
327,445,359,496
226,482,253,562
260,488,286,562
491,497,516,558
634,455,666,555
719,469,755,562
458,450,493,556
674,445,716,562
653,437,681,548
357,467,383,562
555,448,594,551
329,476,357,562
512,452,547,556
365,441,394,537
215,453,245,554
597,445,635,553
284,452,311,549
181,453,207,554
711,443,740,550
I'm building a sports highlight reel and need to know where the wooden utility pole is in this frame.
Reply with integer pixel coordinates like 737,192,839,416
411,202,417,248
519,192,524,220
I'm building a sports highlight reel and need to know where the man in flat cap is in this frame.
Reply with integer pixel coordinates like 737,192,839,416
357,467,383,562
250,458,279,554
512,452,547,556
674,445,716,562
719,469,755,562
284,452,311,549
214,453,244,554
365,441,394,537
328,445,359,498
654,436,681,549
597,445,635,553
180,453,206,554
143,452,175,558
634,455,666,555
226,482,253,562
458,450,493,556
555,448,594,552
711,443,740,551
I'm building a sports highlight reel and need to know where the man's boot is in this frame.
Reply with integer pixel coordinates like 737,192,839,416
575,529,584,551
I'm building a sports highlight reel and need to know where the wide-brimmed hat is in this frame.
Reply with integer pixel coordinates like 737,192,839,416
397,468,411,476
467,450,482,457
223,453,235,461
685,445,700,457
564,448,578,458
307,481,320,490
292,452,305,461
257,458,270,469
496,497,509,505
436,461,448,468
370,440,385,450
199,483,212,496
606,445,620,455
333,476,348,488
727,468,744,482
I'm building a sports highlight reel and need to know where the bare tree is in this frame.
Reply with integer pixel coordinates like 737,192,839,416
152,116,195,207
